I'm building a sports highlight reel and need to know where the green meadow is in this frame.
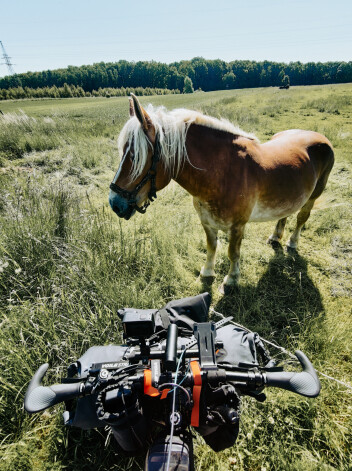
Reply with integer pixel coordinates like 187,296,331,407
0,84,351,470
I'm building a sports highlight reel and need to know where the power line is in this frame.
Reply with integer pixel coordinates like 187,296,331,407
0,40,15,75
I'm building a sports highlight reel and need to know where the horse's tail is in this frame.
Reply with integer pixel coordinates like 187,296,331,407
308,141,335,201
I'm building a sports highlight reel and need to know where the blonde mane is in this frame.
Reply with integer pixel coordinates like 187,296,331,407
118,105,258,180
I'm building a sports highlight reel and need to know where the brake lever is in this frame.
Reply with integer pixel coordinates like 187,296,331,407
24,363,84,414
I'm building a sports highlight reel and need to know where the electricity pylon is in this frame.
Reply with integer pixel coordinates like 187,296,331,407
0,41,15,75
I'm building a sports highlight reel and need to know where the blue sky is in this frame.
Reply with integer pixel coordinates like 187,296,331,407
0,0,351,77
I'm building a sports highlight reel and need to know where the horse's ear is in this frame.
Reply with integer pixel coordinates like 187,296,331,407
131,93,153,132
129,97,135,117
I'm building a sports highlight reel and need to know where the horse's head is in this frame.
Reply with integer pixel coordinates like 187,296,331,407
109,94,170,220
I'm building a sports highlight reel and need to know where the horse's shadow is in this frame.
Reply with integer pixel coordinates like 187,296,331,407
209,245,325,345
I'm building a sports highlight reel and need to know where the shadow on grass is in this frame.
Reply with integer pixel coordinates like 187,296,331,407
212,244,325,346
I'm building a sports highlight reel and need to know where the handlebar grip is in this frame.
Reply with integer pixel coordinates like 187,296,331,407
265,351,321,397
24,363,83,414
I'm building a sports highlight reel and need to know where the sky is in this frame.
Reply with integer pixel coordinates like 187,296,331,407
0,0,351,77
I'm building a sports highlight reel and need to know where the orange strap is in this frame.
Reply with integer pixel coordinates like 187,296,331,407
190,361,202,427
160,388,171,400
143,369,160,397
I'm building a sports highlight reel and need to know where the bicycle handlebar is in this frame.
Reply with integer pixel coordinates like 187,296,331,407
24,363,83,413
24,350,320,414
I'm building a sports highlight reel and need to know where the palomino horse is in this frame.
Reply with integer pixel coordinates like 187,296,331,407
109,94,334,291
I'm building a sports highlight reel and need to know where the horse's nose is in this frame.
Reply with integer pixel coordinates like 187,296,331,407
109,191,131,218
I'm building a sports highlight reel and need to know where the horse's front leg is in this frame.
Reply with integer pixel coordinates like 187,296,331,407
221,224,245,292
200,223,218,277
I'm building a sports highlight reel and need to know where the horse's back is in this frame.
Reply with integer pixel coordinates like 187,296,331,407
270,129,332,157
261,129,334,173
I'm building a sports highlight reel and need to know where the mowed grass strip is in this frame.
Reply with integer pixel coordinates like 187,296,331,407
0,84,351,471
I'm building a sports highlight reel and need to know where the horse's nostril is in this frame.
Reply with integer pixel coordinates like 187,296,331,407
112,205,122,215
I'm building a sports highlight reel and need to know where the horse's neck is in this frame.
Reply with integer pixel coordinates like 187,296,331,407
173,124,238,198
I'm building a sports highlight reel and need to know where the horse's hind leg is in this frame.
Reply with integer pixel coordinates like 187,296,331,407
287,199,315,249
200,223,218,277
267,217,287,244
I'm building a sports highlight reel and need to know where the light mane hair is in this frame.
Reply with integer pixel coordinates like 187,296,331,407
118,105,258,181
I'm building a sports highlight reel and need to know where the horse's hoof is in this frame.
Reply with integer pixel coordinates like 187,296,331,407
219,276,239,295
268,238,283,251
200,266,216,278
286,239,298,250
267,235,280,244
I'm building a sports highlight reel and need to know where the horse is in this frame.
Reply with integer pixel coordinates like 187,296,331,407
109,94,334,292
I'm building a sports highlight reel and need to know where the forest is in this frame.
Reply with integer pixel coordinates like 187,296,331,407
0,58,351,100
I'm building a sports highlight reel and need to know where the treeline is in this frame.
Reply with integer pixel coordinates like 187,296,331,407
0,83,180,101
1,58,351,94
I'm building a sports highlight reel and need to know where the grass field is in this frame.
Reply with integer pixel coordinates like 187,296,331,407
0,84,351,471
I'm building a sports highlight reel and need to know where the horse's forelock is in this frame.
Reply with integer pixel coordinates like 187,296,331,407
118,117,151,181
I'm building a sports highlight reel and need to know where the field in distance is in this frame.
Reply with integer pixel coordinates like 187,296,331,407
0,84,351,470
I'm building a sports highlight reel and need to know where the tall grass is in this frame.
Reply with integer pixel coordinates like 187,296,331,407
0,112,62,160
0,111,115,161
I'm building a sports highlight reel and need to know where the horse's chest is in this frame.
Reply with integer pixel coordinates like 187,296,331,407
193,198,232,231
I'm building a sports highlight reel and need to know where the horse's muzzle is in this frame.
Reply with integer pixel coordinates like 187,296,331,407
109,192,136,220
